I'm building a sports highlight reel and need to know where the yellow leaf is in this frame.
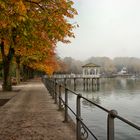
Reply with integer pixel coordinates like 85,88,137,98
16,0,27,15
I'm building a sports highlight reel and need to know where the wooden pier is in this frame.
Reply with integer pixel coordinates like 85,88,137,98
50,74,100,91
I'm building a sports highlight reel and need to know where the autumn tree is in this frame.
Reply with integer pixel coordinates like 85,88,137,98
62,57,83,74
0,0,77,91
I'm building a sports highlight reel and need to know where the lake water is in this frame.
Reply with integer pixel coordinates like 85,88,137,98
64,78,140,140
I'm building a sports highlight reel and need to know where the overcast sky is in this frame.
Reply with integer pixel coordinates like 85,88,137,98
56,0,140,60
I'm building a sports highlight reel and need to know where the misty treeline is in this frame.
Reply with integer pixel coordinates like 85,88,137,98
57,57,140,75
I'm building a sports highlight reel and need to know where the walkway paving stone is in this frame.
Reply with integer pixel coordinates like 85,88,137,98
0,80,76,140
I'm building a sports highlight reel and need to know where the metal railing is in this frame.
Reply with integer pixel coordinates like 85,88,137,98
42,77,140,140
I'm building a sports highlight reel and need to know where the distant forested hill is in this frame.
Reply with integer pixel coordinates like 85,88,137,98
58,57,140,75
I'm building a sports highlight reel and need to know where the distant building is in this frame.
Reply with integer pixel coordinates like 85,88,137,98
82,63,100,78
118,67,128,75
112,66,132,78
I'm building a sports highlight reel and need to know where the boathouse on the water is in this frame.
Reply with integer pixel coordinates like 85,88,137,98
82,63,100,78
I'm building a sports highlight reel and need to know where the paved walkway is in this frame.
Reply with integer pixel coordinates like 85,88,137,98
0,80,76,140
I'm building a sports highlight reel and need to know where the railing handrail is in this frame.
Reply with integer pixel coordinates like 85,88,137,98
43,77,140,140
57,79,140,130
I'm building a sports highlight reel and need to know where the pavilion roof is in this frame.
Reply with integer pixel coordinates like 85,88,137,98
82,63,100,68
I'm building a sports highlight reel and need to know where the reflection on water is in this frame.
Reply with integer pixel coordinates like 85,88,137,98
82,96,100,108
66,78,140,140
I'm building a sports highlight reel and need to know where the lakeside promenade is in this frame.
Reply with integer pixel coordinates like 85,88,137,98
0,79,76,140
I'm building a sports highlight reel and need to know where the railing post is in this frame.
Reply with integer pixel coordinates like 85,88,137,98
58,85,62,110
107,110,118,140
76,94,82,140
52,80,54,99
50,80,53,96
54,82,57,104
64,87,68,122
47,81,49,94
52,79,56,99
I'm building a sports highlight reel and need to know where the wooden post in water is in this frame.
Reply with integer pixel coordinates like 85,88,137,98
97,78,100,91
74,78,76,91
92,78,94,91
86,78,89,91
64,78,67,87
83,78,85,91
95,78,97,90
85,78,87,90
88,78,90,90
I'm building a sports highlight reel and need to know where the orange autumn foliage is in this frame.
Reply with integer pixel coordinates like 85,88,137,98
0,0,77,78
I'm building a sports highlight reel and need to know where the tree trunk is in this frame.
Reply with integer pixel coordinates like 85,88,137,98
0,40,14,91
16,56,20,84
22,65,34,80
23,65,28,81
2,61,12,91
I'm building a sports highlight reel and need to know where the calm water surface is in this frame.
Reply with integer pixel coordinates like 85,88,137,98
65,78,140,140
